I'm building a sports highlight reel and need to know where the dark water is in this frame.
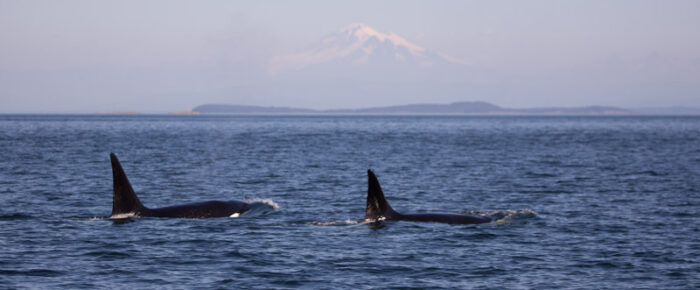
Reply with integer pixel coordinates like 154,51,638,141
0,115,698,289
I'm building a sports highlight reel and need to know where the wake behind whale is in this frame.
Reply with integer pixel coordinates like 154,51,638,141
362,170,535,224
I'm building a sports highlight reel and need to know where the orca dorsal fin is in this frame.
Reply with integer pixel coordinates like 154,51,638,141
110,153,146,216
365,170,398,221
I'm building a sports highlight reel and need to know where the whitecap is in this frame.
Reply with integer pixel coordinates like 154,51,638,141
244,198,280,210
308,219,362,226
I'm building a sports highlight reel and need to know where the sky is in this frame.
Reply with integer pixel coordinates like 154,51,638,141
1,0,699,113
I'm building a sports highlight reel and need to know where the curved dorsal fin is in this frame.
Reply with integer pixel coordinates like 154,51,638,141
365,170,398,220
110,153,146,216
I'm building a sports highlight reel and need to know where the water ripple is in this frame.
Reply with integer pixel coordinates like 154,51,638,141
0,115,698,289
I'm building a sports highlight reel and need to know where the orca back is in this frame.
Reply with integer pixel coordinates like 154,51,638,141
364,170,490,224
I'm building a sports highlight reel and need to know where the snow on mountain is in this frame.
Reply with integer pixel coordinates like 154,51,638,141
268,23,466,75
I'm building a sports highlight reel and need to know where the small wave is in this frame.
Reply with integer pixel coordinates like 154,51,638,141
0,213,33,220
83,250,131,259
244,198,280,210
308,219,362,226
458,209,538,224
632,170,667,177
0,269,63,277
70,216,109,221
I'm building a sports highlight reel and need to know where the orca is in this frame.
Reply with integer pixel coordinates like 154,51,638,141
109,153,251,218
364,170,491,224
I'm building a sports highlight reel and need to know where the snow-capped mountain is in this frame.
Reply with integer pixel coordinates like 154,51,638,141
268,23,467,76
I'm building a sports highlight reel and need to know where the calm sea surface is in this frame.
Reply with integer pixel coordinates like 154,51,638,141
0,115,698,289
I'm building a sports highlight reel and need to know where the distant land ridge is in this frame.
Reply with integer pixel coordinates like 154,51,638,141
192,102,700,115
193,104,315,114
334,101,504,114
192,101,667,115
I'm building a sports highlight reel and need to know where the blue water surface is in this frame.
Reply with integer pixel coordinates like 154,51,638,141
0,115,698,289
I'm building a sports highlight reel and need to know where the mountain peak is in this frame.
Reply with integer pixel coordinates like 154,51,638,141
342,23,380,38
338,23,426,55
269,23,462,75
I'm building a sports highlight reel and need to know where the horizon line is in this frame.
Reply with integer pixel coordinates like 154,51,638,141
2,100,699,115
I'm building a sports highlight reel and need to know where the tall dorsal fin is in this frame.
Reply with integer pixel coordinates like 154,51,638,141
365,170,398,221
110,153,146,216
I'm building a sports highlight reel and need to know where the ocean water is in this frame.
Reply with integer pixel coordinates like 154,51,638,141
0,114,698,289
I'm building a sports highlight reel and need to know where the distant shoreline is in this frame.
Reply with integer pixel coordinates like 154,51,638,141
1,101,699,116
189,101,700,116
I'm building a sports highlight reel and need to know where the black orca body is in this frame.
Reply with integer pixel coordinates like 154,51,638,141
109,153,251,218
365,170,491,224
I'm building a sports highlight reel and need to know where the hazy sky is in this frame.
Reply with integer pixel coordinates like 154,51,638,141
1,0,699,113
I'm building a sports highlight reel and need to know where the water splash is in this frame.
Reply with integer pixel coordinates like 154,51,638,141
308,219,363,226
109,213,137,219
84,216,108,221
244,198,280,210
238,198,281,217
